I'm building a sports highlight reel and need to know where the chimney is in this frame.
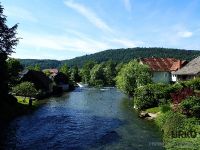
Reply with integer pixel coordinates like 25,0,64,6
178,60,181,69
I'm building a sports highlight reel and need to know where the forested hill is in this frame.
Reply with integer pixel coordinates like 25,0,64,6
19,47,200,69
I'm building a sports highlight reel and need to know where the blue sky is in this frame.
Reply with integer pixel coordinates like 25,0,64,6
2,0,200,60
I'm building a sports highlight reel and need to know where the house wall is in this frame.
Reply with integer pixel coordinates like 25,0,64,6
59,84,69,92
152,71,171,83
172,74,177,82
177,75,197,81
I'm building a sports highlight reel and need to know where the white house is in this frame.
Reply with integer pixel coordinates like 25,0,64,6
140,58,187,83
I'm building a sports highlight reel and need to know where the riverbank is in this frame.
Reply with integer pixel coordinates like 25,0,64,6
137,106,200,150
0,97,39,123
0,88,77,124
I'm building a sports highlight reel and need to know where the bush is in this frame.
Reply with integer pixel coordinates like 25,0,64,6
156,111,186,139
185,77,200,90
180,96,200,118
167,82,184,93
156,111,200,149
134,83,170,110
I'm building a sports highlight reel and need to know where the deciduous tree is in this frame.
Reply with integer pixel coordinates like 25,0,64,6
12,82,37,106
116,60,151,97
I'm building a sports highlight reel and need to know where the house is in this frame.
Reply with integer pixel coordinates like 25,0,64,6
140,58,187,83
20,70,53,95
43,68,58,78
173,56,200,81
53,72,69,91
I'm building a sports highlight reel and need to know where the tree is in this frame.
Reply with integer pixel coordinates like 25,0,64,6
81,61,96,84
116,60,151,97
59,63,70,77
43,69,51,77
7,58,23,87
115,62,124,74
12,82,37,106
103,60,116,86
0,4,19,55
70,66,81,82
90,63,106,86
27,64,41,71
0,3,19,103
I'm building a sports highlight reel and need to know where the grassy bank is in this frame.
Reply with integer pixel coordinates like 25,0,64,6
155,110,200,150
0,96,42,123
143,106,200,150
16,96,38,107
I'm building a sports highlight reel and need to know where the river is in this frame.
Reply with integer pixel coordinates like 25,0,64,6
1,88,164,150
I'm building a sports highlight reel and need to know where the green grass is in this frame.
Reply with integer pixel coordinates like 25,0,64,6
145,107,160,113
16,96,38,106
155,110,200,150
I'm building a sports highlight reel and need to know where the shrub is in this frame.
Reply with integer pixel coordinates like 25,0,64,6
134,83,170,110
155,111,186,139
185,77,200,90
167,82,184,93
180,96,200,118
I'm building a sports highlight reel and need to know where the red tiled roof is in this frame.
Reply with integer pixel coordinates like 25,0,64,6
43,68,58,76
48,69,58,74
170,61,186,71
140,58,186,72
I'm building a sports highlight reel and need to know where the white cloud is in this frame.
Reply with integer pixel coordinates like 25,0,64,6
177,31,193,38
64,0,113,33
123,0,132,12
4,6,38,22
18,31,111,53
17,29,144,58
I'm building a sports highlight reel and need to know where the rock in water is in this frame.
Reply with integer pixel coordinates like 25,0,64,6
139,111,150,118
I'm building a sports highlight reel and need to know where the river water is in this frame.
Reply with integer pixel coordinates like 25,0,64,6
1,88,164,150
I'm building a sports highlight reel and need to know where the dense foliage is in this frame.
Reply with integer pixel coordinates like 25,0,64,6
134,83,170,110
134,78,200,110
116,60,151,96
180,96,200,118
19,59,61,69
70,66,81,83
12,82,37,98
80,61,96,84
155,110,200,149
0,4,19,55
19,47,200,69
27,64,41,71
12,82,37,106
89,63,106,87
59,64,70,77
0,3,19,105
7,58,23,87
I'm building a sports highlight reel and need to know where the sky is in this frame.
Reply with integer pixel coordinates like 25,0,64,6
1,0,200,60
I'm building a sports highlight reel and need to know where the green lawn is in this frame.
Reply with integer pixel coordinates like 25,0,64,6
16,96,38,106
145,107,160,113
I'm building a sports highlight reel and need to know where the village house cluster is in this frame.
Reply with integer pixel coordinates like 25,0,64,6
140,56,200,84
19,69,71,98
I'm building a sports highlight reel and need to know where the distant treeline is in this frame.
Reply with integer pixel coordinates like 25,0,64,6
19,47,200,69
